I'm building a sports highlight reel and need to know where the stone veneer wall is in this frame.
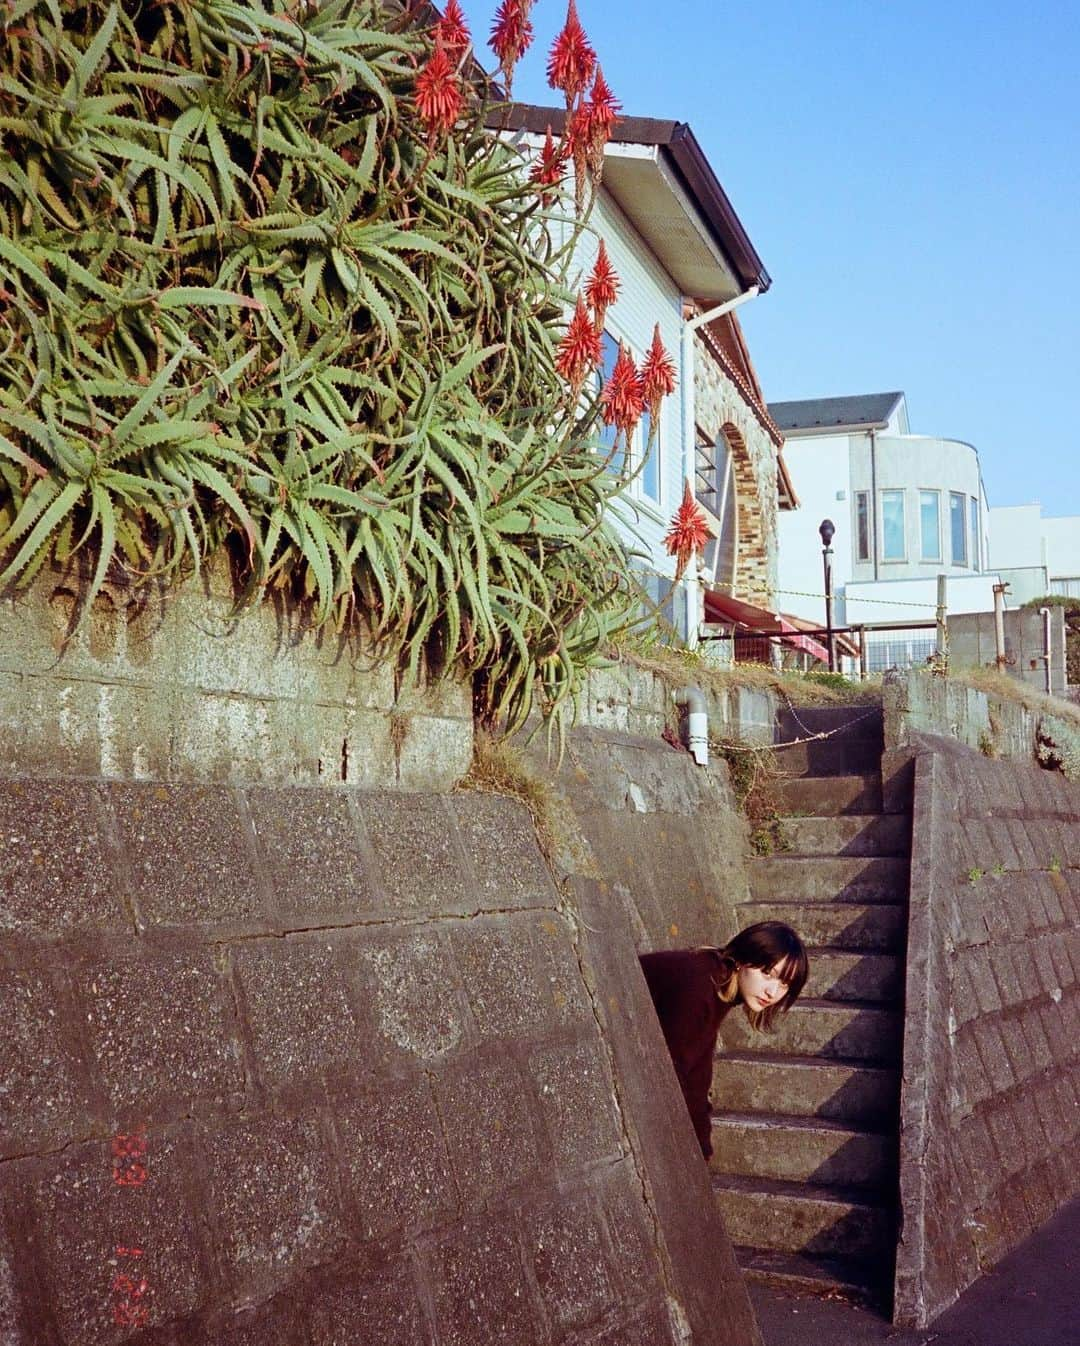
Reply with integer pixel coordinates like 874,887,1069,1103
893,735,1080,1327
0,574,764,1346
693,334,779,606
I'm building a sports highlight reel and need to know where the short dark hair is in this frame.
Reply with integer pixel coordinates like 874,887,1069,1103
716,921,809,1031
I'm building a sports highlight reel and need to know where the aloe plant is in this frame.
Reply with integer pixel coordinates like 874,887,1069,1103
0,0,636,736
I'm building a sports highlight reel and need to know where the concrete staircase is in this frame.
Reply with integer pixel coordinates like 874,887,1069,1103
711,702,909,1310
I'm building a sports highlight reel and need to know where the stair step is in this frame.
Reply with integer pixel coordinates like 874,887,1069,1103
771,738,883,778
721,998,904,1064
714,1174,895,1260
737,1246,888,1308
749,855,910,903
709,1112,896,1188
805,948,905,1003
773,774,883,816
771,813,911,858
737,900,907,952
712,1052,901,1127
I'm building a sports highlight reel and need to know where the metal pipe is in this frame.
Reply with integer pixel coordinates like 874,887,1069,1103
936,574,948,665
869,429,880,581
1039,606,1053,694
673,685,709,766
992,583,1008,671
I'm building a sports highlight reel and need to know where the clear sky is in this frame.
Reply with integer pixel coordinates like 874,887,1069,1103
468,0,1080,517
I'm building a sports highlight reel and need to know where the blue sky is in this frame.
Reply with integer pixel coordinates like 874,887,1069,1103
468,0,1080,516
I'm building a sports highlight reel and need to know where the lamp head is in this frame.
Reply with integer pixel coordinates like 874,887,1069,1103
819,518,836,548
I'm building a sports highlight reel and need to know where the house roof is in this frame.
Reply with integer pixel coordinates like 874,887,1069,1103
768,392,905,434
491,104,770,303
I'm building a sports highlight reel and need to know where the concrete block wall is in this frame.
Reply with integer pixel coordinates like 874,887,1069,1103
578,663,779,746
0,775,761,1345
0,563,472,790
894,738,1080,1326
0,579,766,1346
883,668,1039,767
947,607,1068,697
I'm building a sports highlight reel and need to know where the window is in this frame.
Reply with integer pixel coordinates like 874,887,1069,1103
855,492,870,561
950,491,967,565
640,407,660,503
969,496,980,572
919,490,941,562
881,489,906,561
596,329,660,504
596,331,622,476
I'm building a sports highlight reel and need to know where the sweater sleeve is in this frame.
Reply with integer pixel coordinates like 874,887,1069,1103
639,950,723,1160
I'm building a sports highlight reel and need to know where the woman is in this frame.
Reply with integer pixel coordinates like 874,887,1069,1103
639,921,808,1160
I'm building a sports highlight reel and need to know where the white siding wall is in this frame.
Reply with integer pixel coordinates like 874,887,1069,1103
574,191,685,579
777,433,851,624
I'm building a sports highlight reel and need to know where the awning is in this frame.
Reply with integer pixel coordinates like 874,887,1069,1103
703,590,830,662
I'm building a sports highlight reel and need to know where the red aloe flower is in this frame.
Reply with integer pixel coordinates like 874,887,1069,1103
436,0,471,57
546,0,596,104
582,64,619,176
640,322,677,418
584,239,619,329
600,342,644,440
489,0,534,91
554,297,602,393
665,479,712,581
415,44,463,140
529,123,567,203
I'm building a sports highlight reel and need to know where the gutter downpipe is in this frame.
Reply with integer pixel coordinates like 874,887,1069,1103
674,685,709,766
869,429,879,581
680,285,761,650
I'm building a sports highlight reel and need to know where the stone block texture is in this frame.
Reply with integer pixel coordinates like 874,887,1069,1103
894,741,1080,1327
0,564,471,791
0,764,761,1345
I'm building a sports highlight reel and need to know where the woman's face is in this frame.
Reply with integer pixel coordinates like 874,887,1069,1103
737,960,791,1012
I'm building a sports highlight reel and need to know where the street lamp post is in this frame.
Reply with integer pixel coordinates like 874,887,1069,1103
819,519,836,673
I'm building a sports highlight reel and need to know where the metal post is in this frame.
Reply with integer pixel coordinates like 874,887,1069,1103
857,625,869,681
936,574,948,666
992,582,1008,671
819,519,836,673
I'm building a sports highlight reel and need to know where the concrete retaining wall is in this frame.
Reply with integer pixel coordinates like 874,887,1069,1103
0,575,763,1345
578,663,779,746
0,563,472,791
894,736,1080,1326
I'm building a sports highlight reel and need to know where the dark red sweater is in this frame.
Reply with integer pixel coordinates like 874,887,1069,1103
639,947,737,1159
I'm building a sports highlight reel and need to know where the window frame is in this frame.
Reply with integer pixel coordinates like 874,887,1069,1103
880,488,907,563
969,495,980,572
949,490,968,566
918,488,942,563
595,327,662,511
854,491,870,562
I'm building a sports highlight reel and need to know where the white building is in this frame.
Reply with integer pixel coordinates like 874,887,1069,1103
771,392,998,671
989,503,1080,604
500,105,780,643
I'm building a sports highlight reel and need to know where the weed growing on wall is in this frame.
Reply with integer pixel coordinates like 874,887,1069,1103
0,0,657,738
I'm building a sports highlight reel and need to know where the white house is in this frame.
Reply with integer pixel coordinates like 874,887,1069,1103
771,392,998,671
499,105,778,643
989,503,1080,603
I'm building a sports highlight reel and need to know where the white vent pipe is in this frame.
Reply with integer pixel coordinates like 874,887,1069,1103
673,685,709,766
